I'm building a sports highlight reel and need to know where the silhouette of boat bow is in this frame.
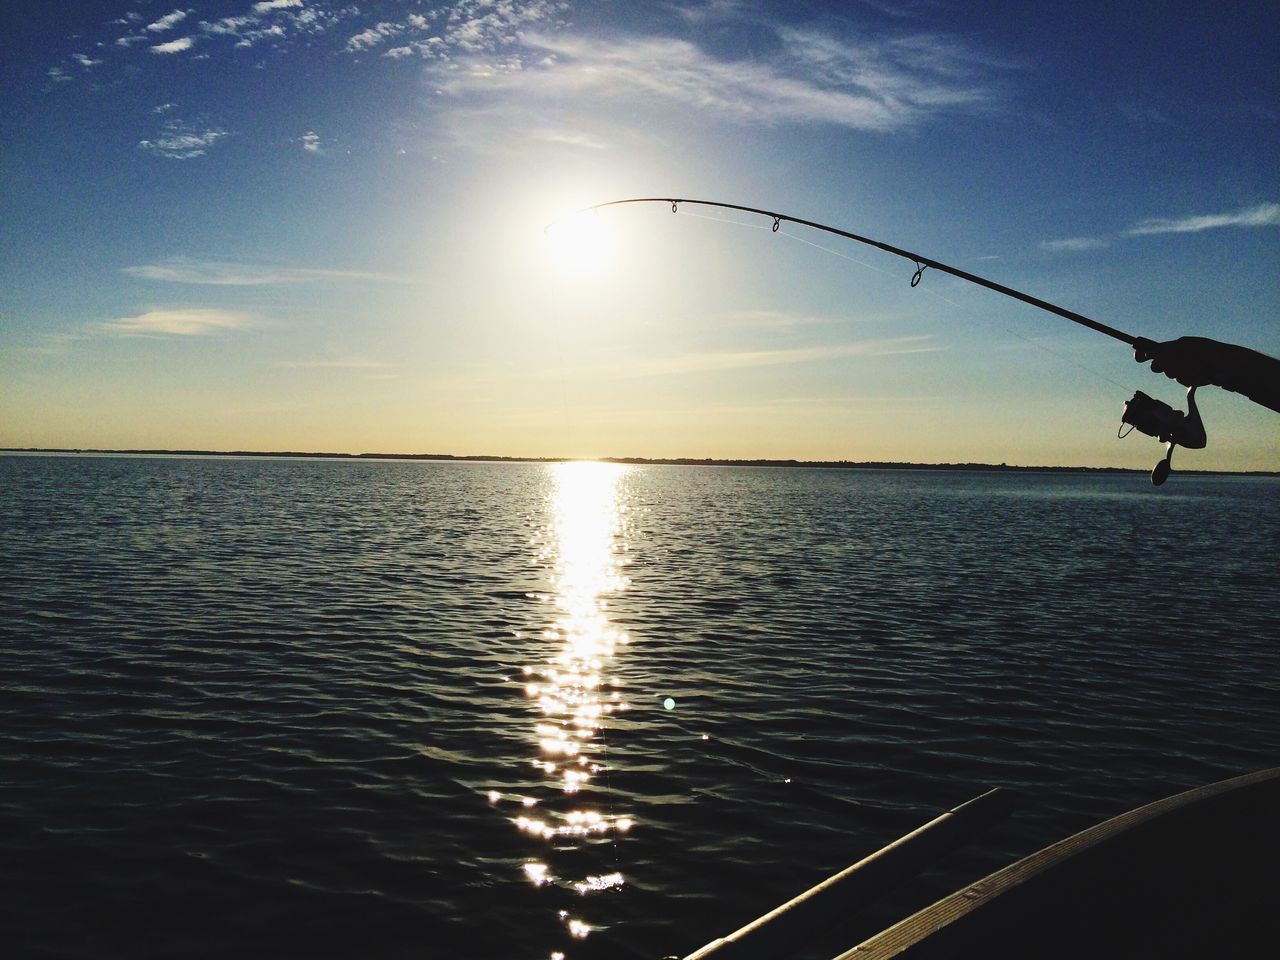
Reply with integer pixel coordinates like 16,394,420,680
675,765,1280,959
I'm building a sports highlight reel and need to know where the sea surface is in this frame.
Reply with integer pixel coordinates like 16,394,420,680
2,454,1278,960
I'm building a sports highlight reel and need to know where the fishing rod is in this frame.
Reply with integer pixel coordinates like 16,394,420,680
580,197,1143,346
558,197,1208,485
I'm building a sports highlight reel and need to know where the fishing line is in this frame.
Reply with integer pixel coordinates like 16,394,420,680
775,227,1128,390
676,207,776,233
777,227,928,289
632,202,1127,390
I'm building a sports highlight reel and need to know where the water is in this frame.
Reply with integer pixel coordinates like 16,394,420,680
2,455,1278,959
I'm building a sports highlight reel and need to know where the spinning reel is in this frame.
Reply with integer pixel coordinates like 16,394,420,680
1118,386,1206,485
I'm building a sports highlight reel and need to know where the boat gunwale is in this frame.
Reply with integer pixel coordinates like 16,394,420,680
834,765,1280,959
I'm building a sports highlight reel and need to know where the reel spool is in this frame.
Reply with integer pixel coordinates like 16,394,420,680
1118,386,1206,485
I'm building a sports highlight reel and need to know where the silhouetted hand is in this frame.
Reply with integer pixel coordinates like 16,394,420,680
1133,336,1218,388
1134,336,1280,414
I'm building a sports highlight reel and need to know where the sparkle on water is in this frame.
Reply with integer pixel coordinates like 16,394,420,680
511,462,633,954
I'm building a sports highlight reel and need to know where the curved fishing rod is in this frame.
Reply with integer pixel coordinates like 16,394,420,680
558,197,1226,485
574,197,1140,347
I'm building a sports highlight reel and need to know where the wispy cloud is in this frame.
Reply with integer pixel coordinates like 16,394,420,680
1126,202,1280,236
718,309,845,329
272,358,394,369
122,258,422,286
300,130,322,153
347,22,402,52
72,53,103,68
200,16,257,37
705,392,936,416
71,2,557,74
531,129,607,149
52,3,995,139
147,10,190,33
435,27,1005,133
600,336,936,378
1040,236,1111,252
53,3,1003,156
197,4,343,49
150,36,195,55
355,1,564,62
1044,201,1280,253
101,308,250,336
138,122,227,159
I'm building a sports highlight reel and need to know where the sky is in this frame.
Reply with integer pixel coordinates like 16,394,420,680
2,0,1277,469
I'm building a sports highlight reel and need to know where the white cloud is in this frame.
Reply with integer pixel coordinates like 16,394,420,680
384,46,414,59
531,129,606,149
377,0,562,61
147,10,189,33
301,130,322,153
598,337,936,378
1041,201,1280,252
272,358,393,369
72,53,103,68
238,25,286,47
1126,202,1280,236
436,27,1002,132
201,15,255,36
48,66,73,83
347,22,402,52
718,309,843,329
138,123,227,159
151,36,195,54
102,308,250,336
122,258,421,286
198,5,342,48
1040,236,1111,252
446,0,565,54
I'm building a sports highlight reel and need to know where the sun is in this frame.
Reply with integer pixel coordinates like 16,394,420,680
544,211,612,275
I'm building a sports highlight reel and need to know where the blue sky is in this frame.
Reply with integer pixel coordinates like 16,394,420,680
3,0,1277,468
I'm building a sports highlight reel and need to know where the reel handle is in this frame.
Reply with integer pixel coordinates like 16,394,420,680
1149,385,1201,486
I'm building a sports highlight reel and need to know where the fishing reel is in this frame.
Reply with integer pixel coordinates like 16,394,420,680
1118,386,1206,485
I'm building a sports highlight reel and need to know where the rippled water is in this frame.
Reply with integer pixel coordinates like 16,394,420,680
3,454,1278,959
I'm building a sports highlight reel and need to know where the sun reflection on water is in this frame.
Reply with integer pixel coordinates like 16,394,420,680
509,461,634,956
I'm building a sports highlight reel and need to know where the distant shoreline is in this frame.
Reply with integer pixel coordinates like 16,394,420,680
4,447,1278,477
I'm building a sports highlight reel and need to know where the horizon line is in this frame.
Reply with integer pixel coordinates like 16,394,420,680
3,447,1278,477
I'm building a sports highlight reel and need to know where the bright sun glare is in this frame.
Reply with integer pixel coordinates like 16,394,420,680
544,211,612,275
